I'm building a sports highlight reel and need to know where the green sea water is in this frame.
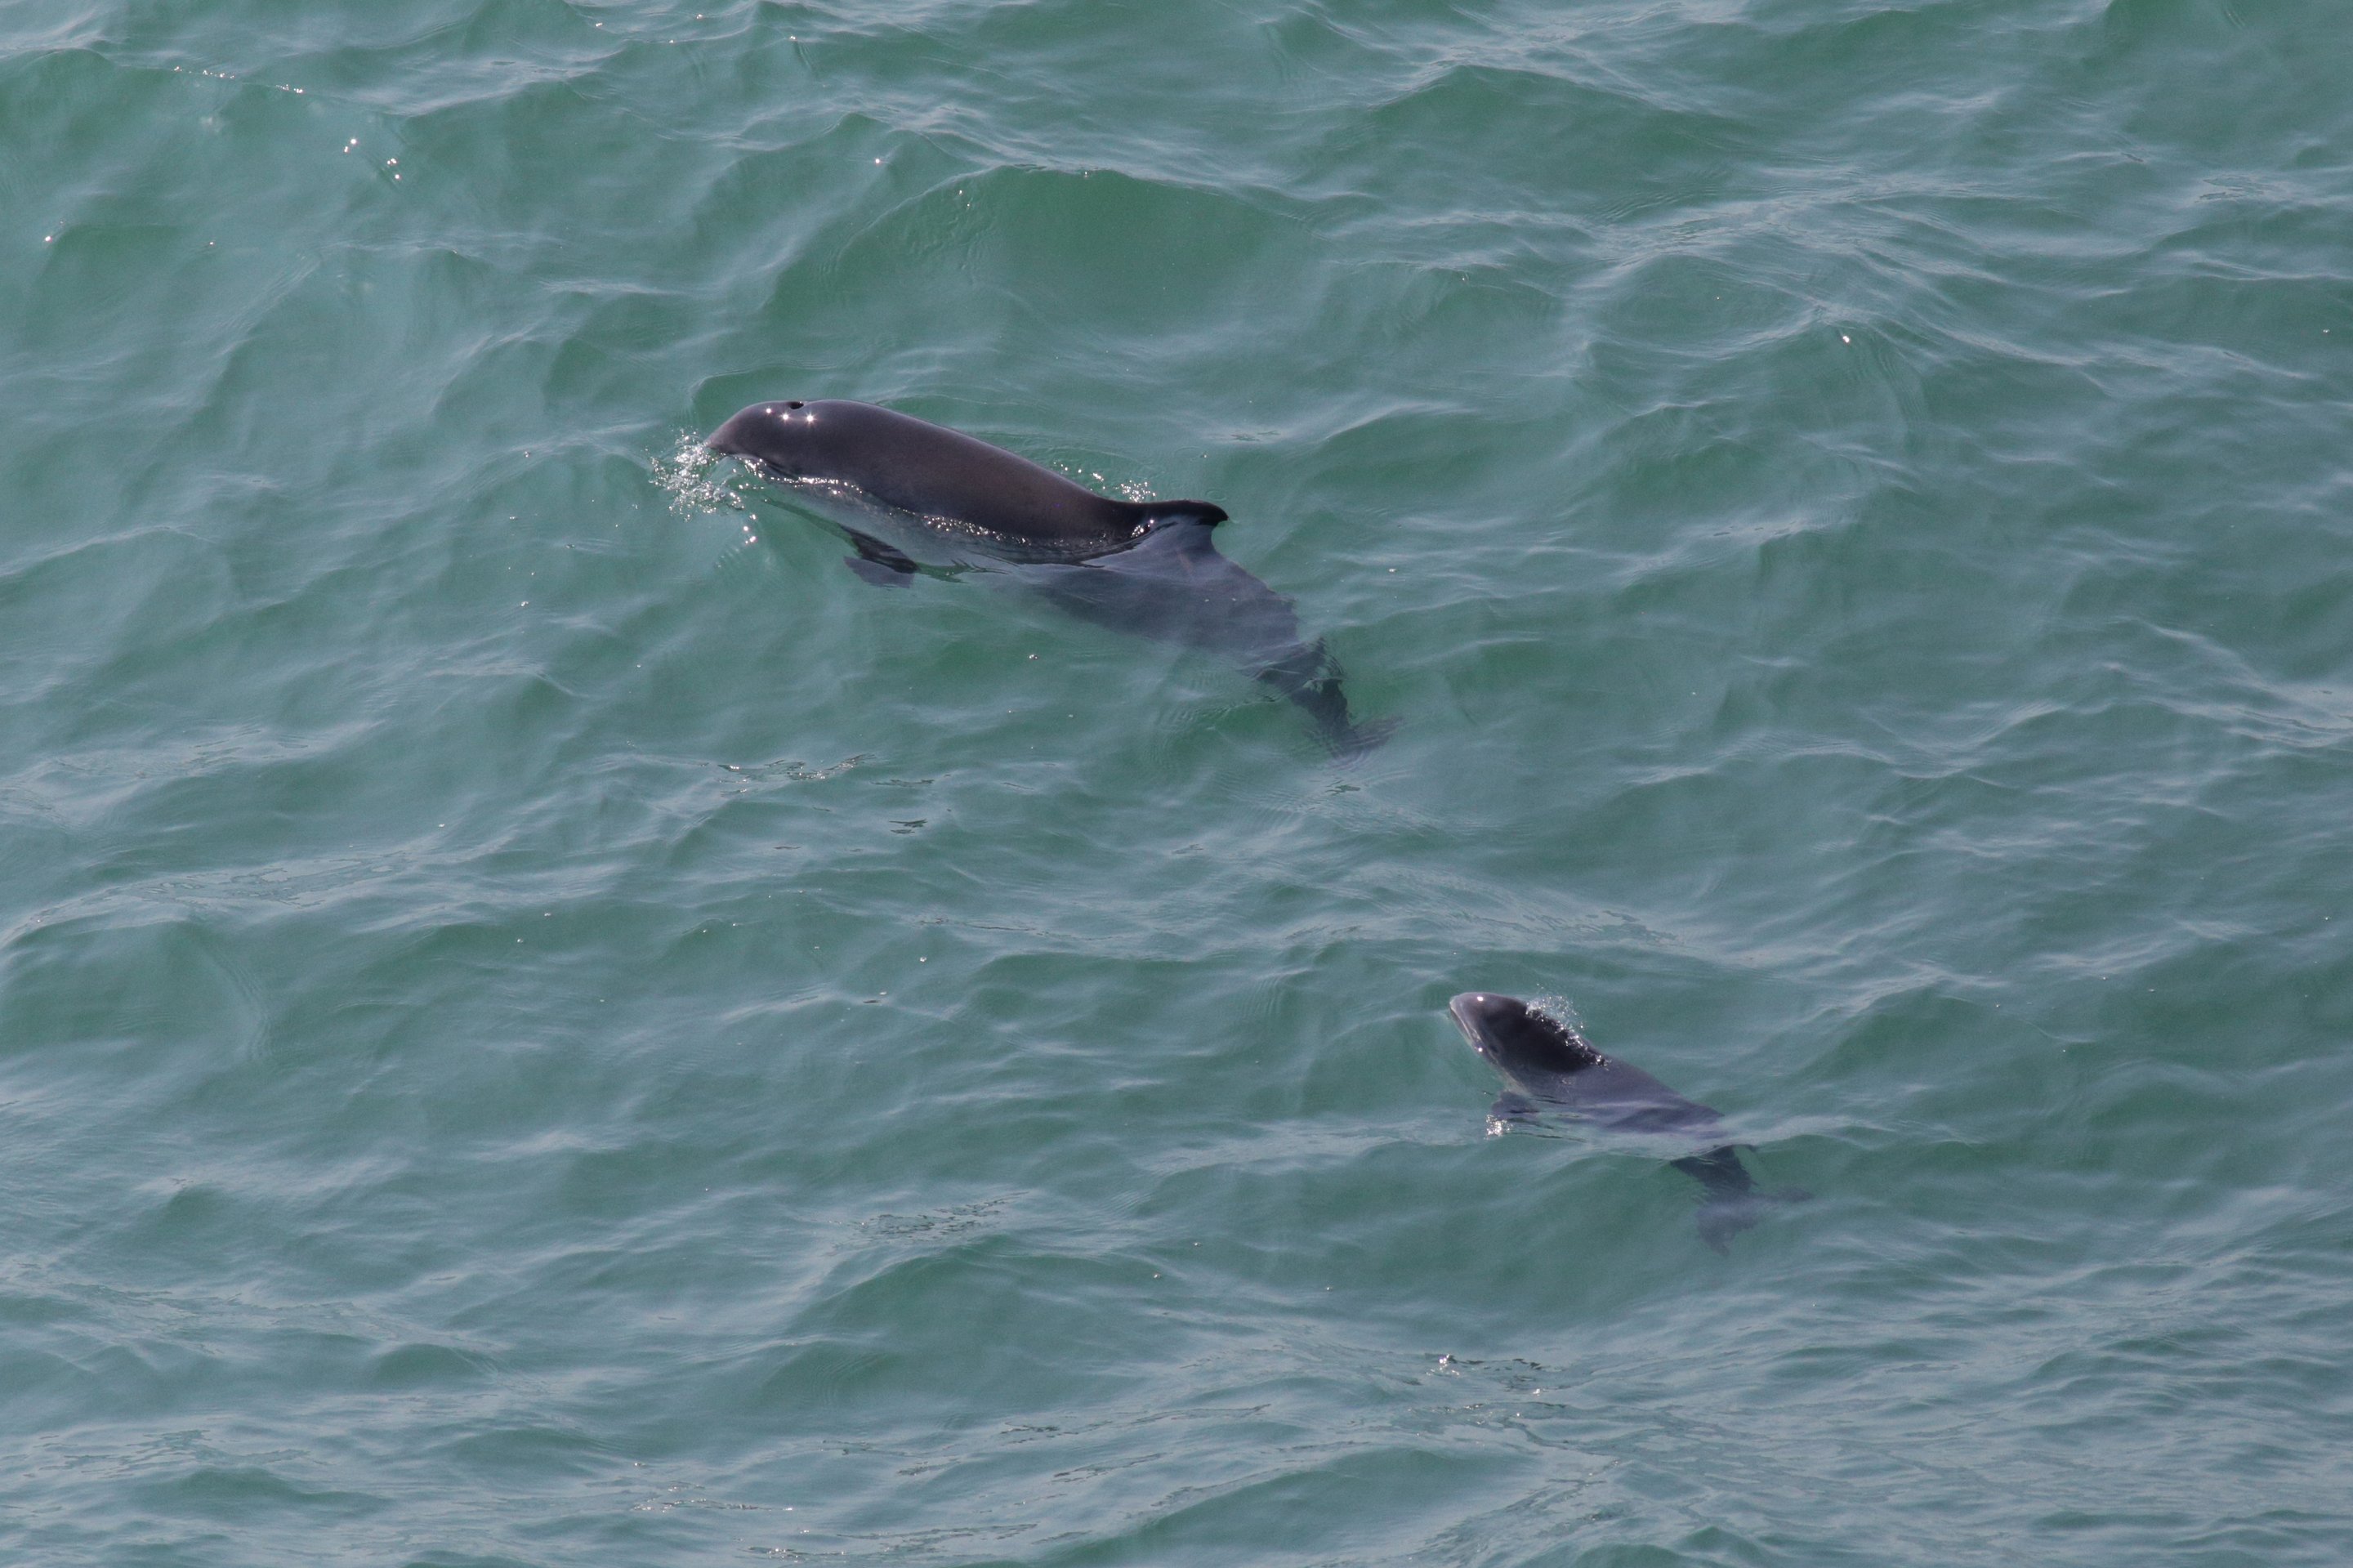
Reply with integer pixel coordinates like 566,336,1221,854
6,1,2352,1562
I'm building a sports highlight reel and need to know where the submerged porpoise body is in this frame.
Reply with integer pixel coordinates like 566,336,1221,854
707,400,1389,757
1447,992,1805,1253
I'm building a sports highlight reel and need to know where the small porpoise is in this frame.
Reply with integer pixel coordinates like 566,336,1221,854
707,399,1391,757
1447,992,1806,1253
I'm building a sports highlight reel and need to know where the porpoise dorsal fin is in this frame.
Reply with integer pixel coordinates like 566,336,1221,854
1135,499,1228,530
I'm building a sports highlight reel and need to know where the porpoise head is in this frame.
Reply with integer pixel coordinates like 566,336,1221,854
1448,992,1605,1085
708,400,821,475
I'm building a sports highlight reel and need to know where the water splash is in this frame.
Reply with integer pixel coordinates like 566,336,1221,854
652,430,744,516
1528,992,1585,1034
1050,460,1159,505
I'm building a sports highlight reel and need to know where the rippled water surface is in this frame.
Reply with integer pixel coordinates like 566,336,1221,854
7,1,2353,1562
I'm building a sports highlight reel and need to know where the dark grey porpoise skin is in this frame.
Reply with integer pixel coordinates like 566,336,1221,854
707,400,1391,757
1447,992,1806,1253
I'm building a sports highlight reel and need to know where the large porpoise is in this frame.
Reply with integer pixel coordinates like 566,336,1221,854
1447,992,1807,1253
706,399,1391,757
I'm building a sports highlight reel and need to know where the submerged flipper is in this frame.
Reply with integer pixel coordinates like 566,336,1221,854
1487,1091,1543,1129
843,531,920,587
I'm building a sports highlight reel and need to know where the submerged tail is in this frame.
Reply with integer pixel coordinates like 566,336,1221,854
1673,1146,1810,1255
1254,641,1395,762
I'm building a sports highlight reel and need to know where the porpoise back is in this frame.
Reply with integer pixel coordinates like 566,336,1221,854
1446,992,1810,1253
707,399,1226,548
707,396,1391,758
1447,991,1722,1137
